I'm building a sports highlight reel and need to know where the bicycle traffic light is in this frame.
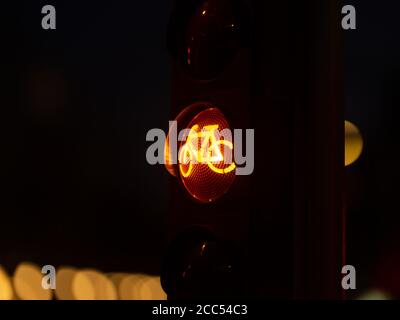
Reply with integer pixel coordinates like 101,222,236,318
161,0,344,300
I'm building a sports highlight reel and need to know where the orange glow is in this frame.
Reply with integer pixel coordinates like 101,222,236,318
179,124,236,178
13,262,53,300
179,107,236,203
72,269,117,300
119,274,166,300
164,103,236,203
0,266,13,300
345,120,363,166
55,266,78,300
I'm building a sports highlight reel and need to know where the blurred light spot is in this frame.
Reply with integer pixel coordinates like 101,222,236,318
72,271,95,300
13,262,52,300
345,120,363,167
0,266,13,300
119,274,166,300
139,276,167,300
357,289,392,300
119,274,147,300
55,266,78,300
72,269,117,300
107,273,129,299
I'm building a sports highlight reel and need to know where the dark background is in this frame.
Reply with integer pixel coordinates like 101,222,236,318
344,0,400,293
1,1,173,275
0,0,399,294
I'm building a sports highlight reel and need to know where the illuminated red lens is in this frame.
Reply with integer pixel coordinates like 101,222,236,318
178,107,236,203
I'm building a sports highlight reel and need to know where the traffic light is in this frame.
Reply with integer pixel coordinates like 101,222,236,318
161,0,344,299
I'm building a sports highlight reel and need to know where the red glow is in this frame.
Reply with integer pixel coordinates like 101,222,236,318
178,107,236,203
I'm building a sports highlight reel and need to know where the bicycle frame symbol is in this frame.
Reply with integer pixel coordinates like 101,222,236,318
179,124,236,178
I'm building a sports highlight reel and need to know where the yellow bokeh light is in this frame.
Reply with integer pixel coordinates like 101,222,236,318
108,273,130,299
72,271,96,300
119,274,146,300
3,262,167,301
72,269,117,300
55,266,78,300
119,274,166,300
138,276,167,300
345,120,363,167
0,266,13,300
13,262,52,300
357,289,392,300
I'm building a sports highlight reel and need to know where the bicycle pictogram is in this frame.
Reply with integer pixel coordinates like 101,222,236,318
178,124,236,178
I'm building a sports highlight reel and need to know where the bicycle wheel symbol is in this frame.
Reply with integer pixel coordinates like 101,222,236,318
179,124,236,178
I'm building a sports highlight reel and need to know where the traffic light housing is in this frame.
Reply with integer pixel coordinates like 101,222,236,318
162,0,344,299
